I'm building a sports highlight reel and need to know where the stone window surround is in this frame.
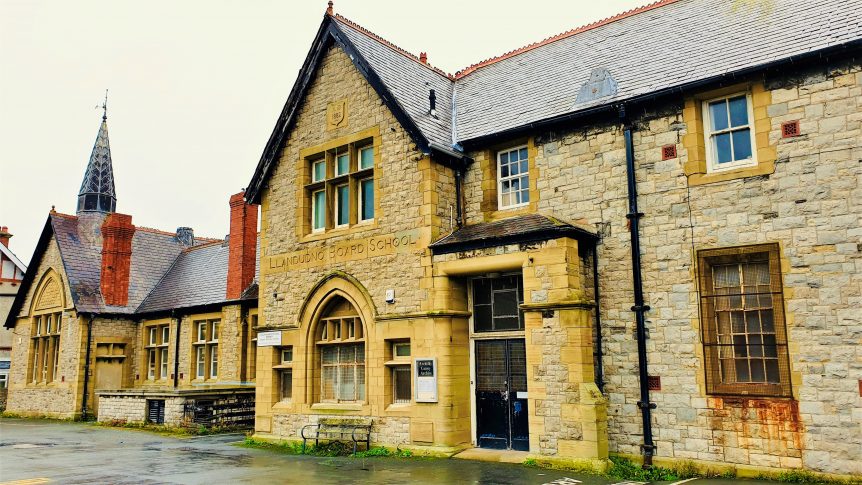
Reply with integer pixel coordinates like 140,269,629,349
384,339,411,406
142,320,171,382
26,271,67,387
701,91,758,173
273,345,293,403
296,127,382,240
29,310,62,385
190,315,221,382
476,137,539,221
696,243,793,398
682,81,776,186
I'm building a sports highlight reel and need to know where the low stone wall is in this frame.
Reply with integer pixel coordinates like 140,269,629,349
272,413,410,447
97,388,255,427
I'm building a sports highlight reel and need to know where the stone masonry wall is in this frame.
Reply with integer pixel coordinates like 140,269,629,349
6,236,81,417
461,60,861,474
261,44,431,329
272,413,410,447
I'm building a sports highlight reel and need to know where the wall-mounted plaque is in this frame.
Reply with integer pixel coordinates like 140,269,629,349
414,358,438,403
257,330,282,347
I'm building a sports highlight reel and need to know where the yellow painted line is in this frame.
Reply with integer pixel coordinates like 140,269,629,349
0,478,51,485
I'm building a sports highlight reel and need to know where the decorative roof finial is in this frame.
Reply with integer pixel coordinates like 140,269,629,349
97,89,108,121
326,1,333,15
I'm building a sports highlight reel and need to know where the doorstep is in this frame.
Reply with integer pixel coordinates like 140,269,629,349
452,447,530,464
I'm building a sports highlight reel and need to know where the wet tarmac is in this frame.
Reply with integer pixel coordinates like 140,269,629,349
0,419,609,484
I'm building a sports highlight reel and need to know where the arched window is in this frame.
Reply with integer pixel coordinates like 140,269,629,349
315,296,365,403
30,274,65,384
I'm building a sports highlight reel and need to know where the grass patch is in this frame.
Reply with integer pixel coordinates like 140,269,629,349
239,437,414,458
94,418,245,438
0,411,77,421
524,456,736,482
757,469,862,484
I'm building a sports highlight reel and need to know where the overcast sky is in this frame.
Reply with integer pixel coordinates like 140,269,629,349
1,0,650,266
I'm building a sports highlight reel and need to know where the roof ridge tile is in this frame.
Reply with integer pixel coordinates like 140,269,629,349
454,0,680,78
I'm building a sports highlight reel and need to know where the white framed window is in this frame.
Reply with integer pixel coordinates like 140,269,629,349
358,177,374,222
312,159,326,183
393,341,411,359
192,319,219,380
359,145,374,170
145,323,170,381
196,347,206,379
281,347,293,364
335,152,350,176
703,93,757,172
335,184,350,227
160,348,169,379
497,146,530,209
210,345,218,378
311,190,326,232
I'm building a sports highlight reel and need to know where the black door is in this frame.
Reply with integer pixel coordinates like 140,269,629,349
475,339,529,451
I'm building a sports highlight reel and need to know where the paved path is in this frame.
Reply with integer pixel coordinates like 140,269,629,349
0,419,607,484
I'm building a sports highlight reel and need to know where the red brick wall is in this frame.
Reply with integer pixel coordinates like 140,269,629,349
226,192,258,300
100,213,135,306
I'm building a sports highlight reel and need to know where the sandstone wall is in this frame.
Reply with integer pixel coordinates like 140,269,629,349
462,60,861,474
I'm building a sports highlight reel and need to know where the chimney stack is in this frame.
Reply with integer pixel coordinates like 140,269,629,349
100,213,135,306
0,226,11,248
176,227,195,246
226,192,258,300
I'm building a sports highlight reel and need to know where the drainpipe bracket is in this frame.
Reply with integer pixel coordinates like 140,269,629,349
631,305,651,312
637,400,657,410
625,212,645,219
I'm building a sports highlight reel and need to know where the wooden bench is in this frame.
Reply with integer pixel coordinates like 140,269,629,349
301,418,372,455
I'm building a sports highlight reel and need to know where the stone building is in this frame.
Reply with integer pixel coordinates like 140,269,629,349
0,226,27,404
244,0,861,477
3,111,260,425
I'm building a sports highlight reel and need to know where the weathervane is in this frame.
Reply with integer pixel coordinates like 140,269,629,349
95,89,108,120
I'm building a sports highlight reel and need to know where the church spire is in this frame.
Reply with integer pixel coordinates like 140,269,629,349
77,92,117,214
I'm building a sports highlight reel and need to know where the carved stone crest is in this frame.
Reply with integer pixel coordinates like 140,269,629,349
326,99,348,130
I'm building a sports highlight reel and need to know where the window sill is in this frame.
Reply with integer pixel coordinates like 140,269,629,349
384,403,413,413
310,402,364,412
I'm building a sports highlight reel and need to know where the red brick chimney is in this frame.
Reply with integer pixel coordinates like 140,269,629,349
100,213,135,306
226,192,258,300
0,226,11,248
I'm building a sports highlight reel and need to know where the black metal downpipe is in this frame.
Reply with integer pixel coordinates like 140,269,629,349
454,166,464,228
173,311,181,388
592,243,605,393
80,314,93,420
619,105,656,467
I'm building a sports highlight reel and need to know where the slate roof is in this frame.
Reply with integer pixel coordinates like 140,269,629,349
333,15,454,149
248,0,862,201
429,213,597,255
453,0,862,141
48,212,213,314
137,240,260,314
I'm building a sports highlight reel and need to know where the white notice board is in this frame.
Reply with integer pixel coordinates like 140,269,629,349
414,358,438,403
257,331,282,347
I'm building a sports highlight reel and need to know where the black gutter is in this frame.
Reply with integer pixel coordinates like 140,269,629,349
460,40,862,150
172,310,181,388
592,242,604,393
80,314,93,420
619,104,655,467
